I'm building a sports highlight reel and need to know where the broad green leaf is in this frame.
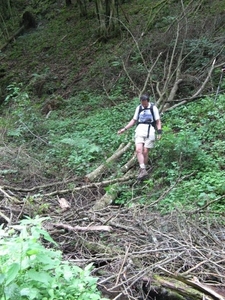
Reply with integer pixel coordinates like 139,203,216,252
5,263,20,285
0,273,5,284
20,287,40,300
26,269,52,283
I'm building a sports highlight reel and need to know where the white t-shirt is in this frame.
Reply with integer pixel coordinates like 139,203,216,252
133,104,160,138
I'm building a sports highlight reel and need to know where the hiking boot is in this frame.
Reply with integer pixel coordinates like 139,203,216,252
137,168,148,180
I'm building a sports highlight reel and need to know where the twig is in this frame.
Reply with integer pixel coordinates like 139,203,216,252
115,244,130,285
0,210,10,223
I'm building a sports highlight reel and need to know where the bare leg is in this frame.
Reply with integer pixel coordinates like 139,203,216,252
136,143,149,179
136,143,145,165
143,147,149,165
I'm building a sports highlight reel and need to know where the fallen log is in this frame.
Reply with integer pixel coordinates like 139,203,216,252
155,267,225,300
85,142,132,182
142,275,210,300
120,153,136,173
91,170,135,211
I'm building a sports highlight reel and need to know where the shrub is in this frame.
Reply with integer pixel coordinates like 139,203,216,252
0,217,108,300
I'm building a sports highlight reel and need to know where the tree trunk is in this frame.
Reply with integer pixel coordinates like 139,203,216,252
95,0,119,38
77,0,87,17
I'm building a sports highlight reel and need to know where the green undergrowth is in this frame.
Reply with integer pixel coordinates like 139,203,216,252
115,95,225,212
0,84,225,213
0,216,108,300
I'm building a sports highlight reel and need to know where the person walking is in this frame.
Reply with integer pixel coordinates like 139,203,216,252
118,94,162,180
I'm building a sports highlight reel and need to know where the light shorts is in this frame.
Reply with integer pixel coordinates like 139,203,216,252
135,135,155,148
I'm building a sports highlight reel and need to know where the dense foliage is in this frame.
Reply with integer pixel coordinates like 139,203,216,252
0,217,108,300
1,83,225,212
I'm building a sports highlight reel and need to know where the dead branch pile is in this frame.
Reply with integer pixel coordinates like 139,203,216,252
1,178,225,300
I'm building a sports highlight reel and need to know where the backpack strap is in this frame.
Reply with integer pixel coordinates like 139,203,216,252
150,103,155,124
137,103,156,138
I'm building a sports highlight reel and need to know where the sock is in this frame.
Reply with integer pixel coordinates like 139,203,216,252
140,164,145,169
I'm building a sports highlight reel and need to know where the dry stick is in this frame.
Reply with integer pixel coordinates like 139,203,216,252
120,282,134,300
44,174,135,197
53,222,112,232
181,259,209,276
92,169,135,210
2,178,78,192
157,21,182,109
186,244,225,275
115,244,131,285
120,153,136,173
0,187,21,203
189,195,225,214
0,210,10,223
181,258,225,279
186,218,223,247
108,253,187,292
122,60,139,92
176,236,225,279
111,293,124,300
0,25,25,51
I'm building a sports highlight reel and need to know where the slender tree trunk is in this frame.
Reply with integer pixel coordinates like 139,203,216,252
95,0,106,36
95,0,119,38
77,0,87,17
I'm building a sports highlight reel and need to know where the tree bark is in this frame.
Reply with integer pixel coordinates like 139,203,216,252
85,142,132,182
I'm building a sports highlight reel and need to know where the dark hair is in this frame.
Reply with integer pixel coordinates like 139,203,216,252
140,94,149,101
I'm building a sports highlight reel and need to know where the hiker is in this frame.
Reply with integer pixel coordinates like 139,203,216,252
118,94,162,180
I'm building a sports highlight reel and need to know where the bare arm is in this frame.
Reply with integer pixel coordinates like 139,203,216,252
156,119,162,139
118,119,136,134
156,119,162,131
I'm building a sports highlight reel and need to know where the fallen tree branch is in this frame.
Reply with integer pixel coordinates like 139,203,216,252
1,178,78,193
0,187,21,203
91,170,134,211
120,153,136,173
85,142,132,182
0,210,11,223
44,173,135,197
53,223,112,232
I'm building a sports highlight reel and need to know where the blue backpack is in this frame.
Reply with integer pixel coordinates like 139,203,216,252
137,103,156,130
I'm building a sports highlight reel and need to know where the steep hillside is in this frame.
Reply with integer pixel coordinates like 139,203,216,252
0,0,225,106
0,1,225,299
